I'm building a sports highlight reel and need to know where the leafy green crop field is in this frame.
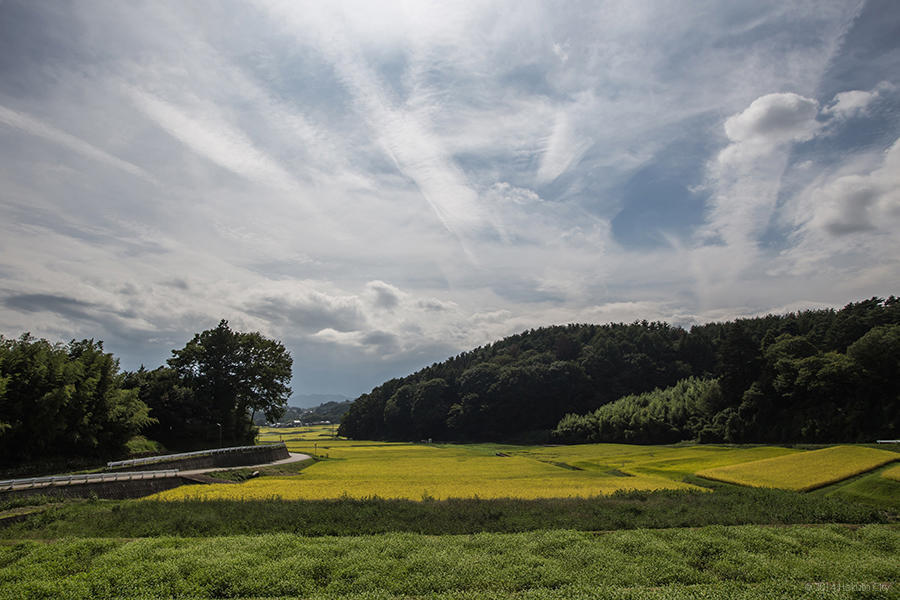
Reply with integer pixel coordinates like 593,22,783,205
1,525,897,599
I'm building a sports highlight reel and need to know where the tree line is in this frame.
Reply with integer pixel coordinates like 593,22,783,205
0,320,291,464
339,297,900,443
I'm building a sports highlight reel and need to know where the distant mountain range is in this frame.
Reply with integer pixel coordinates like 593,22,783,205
289,393,350,409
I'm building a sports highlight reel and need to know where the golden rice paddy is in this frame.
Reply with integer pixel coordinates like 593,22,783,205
696,445,899,491
152,439,701,501
147,427,899,501
883,463,900,482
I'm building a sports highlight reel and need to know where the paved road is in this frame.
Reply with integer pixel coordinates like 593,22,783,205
178,452,312,477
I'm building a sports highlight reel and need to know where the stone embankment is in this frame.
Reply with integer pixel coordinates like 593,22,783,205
1,443,293,501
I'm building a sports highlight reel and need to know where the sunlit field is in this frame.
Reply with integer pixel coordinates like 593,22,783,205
152,438,701,501
883,463,900,482
697,445,899,491
147,428,900,501
149,427,776,501
511,443,799,479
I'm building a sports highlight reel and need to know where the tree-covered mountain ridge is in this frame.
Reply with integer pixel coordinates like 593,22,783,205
338,297,899,444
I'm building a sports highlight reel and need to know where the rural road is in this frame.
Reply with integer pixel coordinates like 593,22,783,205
178,452,312,477
0,452,315,492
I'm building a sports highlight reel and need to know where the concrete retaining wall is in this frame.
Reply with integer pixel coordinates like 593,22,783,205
1,475,194,501
2,444,289,501
109,443,289,472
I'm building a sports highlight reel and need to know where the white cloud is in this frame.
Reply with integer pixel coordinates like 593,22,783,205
721,93,820,158
126,87,300,193
700,93,821,255
824,90,877,119
552,42,569,63
0,104,155,183
582,301,681,325
803,137,900,236
366,280,403,311
823,82,893,120
724,93,820,142
417,298,456,312
484,182,543,206
536,108,593,183
258,1,493,246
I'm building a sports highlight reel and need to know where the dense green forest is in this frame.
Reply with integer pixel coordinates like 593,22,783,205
0,321,291,464
339,297,900,444
0,336,153,463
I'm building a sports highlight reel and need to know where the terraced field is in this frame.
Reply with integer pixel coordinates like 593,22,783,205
151,439,703,501
884,463,900,482
150,428,897,501
697,445,899,491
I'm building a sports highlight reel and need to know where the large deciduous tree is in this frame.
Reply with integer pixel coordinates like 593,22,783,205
167,320,292,446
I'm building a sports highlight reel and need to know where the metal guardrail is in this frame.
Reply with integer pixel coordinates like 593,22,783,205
0,470,179,492
106,442,287,469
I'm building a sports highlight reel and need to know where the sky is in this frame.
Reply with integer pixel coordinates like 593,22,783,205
1,0,898,400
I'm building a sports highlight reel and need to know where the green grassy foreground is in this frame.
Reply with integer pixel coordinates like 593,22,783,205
1,525,897,600
1,483,890,539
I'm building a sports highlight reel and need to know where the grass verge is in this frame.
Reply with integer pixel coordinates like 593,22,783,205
814,464,900,513
0,483,891,539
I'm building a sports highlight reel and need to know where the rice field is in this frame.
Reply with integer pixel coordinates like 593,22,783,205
146,428,900,501
883,463,900,482
512,442,799,479
151,441,702,501
697,445,899,492
169,425,704,500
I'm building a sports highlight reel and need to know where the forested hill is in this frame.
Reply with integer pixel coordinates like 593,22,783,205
338,297,900,444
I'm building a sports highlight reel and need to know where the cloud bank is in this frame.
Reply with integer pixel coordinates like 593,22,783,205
0,0,897,396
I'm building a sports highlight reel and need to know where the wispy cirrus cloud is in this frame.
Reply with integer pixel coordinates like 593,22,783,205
0,104,155,183
126,87,301,193
259,1,493,247
1,0,897,397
